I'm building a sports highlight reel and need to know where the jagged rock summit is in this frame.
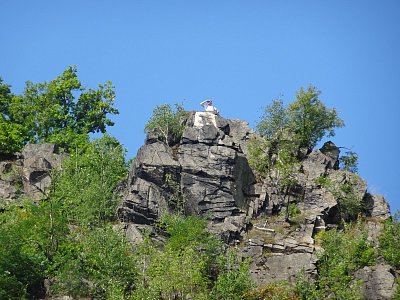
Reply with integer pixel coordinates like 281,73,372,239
0,112,394,299
117,111,393,299
117,112,256,241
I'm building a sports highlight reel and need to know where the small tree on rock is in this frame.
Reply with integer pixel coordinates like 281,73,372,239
144,103,187,145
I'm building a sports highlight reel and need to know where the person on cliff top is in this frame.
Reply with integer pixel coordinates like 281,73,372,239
200,99,220,115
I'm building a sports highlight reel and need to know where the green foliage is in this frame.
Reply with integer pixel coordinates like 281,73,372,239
247,136,271,175
315,173,364,221
52,135,127,227
0,201,68,299
257,99,289,140
288,203,301,218
378,215,400,269
0,67,118,154
312,221,376,299
257,86,344,151
144,103,187,145
243,282,298,300
0,78,27,154
339,151,359,173
212,251,254,300
133,213,254,300
51,226,137,299
287,86,344,149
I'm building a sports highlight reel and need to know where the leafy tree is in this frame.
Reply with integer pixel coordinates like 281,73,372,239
313,221,376,299
0,67,118,154
257,99,289,140
51,226,137,299
378,215,400,269
212,250,254,300
52,135,127,227
287,86,344,150
339,151,359,173
0,201,68,299
250,86,344,220
256,86,344,151
0,78,26,154
132,214,254,300
144,103,187,145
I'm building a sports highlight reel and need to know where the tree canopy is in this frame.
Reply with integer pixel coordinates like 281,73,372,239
0,67,118,154
257,86,344,150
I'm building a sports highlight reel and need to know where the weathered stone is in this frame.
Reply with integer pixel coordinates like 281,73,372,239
251,253,317,285
319,141,340,170
354,264,397,300
21,144,63,201
364,193,391,220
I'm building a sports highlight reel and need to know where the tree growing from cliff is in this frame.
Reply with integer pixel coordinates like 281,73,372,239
257,86,344,150
144,103,187,145
249,86,344,220
0,67,119,154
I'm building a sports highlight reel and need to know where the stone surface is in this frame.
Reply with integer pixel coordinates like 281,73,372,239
0,144,63,204
354,264,397,300
117,112,398,289
22,144,63,201
118,112,255,241
364,193,391,220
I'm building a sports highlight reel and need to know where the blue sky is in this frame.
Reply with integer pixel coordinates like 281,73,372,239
2,1,399,211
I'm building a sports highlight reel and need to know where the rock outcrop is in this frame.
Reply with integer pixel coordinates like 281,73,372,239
117,112,256,242
117,111,393,297
0,144,63,206
0,113,394,299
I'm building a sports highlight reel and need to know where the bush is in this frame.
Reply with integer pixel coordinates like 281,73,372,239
339,151,359,173
52,135,127,227
313,220,376,299
133,214,254,300
257,86,344,151
144,103,187,145
378,215,400,269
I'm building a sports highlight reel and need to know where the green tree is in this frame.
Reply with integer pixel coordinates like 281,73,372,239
52,135,127,227
132,214,253,300
144,103,187,145
0,67,118,154
339,151,359,173
0,201,68,299
313,221,376,299
287,86,344,150
256,86,344,151
378,215,400,269
0,78,27,154
51,226,137,299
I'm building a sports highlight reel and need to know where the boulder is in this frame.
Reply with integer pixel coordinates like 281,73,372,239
364,193,391,220
22,144,63,201
354,264,397,300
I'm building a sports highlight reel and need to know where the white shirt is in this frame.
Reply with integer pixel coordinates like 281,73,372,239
205,105,219,114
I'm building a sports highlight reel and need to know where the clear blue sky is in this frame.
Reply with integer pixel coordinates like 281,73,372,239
2,1,399,211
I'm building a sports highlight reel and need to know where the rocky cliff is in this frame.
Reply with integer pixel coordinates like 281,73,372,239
117,111,394,299
0,112,394,299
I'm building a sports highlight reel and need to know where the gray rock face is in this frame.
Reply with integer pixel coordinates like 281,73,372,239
0,144,63,205
364,193,391,220
118,114,394,290
22,144,63,201
354,264,397,300
118,112,255,240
